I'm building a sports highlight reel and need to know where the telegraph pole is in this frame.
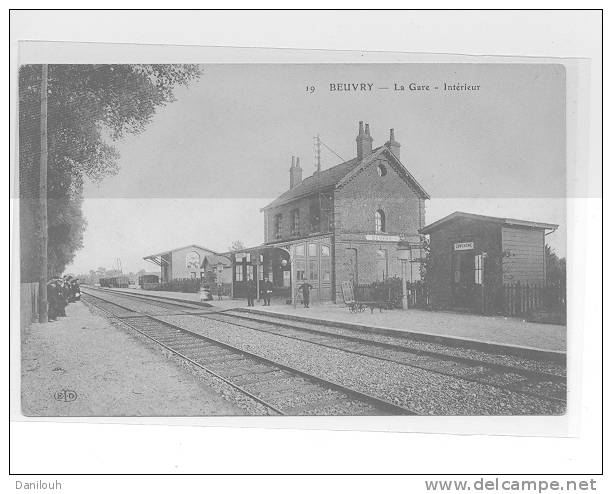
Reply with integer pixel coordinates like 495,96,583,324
38,64,49,323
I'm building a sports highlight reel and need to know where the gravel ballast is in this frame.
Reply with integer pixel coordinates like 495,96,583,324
158,313,565,415
227,311,566,376
81,290,565,415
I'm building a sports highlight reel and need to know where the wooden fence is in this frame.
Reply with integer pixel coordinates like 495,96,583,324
502,281,566,317
387,280,565,318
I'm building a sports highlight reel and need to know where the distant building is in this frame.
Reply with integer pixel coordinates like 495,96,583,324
143,244,232,287
230,122,430,303
419,211,558,312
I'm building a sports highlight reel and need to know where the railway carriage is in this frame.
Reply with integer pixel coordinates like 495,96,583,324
99,276,130,288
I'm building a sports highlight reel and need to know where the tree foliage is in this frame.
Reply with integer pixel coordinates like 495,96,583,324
545,244,566,285
19,64,201,277
228,240,246,252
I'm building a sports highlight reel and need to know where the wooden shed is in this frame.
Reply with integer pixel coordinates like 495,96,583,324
419,212,558,313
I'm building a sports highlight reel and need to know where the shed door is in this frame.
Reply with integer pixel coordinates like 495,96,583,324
452,250,478,309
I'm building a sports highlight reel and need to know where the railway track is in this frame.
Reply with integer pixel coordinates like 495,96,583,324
201,310,567,405
81,290,418,416
84,286,566,405
82,287,566,413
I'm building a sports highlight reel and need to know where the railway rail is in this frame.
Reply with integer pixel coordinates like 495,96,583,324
205,310,567,404
81,289,418,416
82,286,566,413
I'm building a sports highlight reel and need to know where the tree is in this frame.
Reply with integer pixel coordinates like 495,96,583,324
545,244,566,285
418,236,431,283
228,240,246,252
19,64,201,280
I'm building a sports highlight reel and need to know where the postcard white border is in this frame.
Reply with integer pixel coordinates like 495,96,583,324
8,9,602,475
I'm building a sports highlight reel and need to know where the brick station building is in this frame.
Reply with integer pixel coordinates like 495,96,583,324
231,122,430,303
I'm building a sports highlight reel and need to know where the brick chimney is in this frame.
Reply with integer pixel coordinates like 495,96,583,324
356,121,373,159
289,155,303,189
385,128,401,159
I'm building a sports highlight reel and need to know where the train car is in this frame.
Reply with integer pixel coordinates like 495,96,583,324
99,276,130,288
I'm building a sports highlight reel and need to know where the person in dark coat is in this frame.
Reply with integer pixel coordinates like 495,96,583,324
262,278,273,306
56,278,68,316
298,282,314,308
246,278,256,307
46,279,62,321
72,278,81,301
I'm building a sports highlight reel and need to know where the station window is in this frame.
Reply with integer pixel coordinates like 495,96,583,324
377,163,387,177
274,214,283,239
309,200,321,232
295,244,305,257
291,209,300,236
309,259,319,280
296,260,306,281
246,265,254,279
321,258,331,281
474,254,483,285
308,243,318,257
235,265,244,282
321,245,330,257
375,209,386,233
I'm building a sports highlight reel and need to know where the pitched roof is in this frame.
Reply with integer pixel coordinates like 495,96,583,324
262,156,362,211
143,244,224,260
262,146,429,210
419,211,558,234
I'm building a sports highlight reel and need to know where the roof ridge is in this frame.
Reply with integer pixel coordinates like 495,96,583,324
261,153,365,210
420,211,558,234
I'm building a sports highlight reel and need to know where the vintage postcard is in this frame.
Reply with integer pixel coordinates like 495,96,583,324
15,56,571,423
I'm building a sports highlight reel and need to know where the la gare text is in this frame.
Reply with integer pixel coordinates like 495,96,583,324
327,82,481,92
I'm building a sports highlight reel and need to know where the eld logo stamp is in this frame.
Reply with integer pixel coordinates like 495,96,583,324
54,389,77,402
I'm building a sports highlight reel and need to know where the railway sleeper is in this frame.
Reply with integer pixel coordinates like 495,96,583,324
231,370,292,387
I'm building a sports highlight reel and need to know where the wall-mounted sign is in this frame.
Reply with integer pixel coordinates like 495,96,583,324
454,242,474,251
366,234,401,242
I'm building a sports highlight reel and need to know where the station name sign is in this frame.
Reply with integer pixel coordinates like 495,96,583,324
365,234,401,242
454,241,474,251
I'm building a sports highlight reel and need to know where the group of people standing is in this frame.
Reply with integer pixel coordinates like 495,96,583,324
46,275,81,321
245,277,273,307
244,278,313,308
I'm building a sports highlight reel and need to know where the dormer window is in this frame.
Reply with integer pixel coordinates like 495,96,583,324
377,164,387,177
375,209,386,233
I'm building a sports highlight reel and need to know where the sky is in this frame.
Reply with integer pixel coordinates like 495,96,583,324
66,63,566,274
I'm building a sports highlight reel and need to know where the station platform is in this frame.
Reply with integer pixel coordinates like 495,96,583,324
20,300,243,416
102,287,566,354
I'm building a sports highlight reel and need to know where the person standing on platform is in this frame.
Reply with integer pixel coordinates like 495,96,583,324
46,279,61,321
246,277,256,307
298,282,314,308
262,278,273,306
57,278,68,316
217,281,223,301
72,278,81,301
